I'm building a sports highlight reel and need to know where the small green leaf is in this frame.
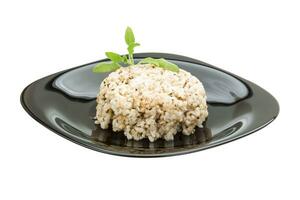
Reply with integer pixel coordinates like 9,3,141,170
138,57,159,66
138,57,179,72
105,52,124,63
157,58,179,72
125,27,135,45
127,42,140,55
122,55,128,63
92,62,120,73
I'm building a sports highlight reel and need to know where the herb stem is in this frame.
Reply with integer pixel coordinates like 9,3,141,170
129,54,134,65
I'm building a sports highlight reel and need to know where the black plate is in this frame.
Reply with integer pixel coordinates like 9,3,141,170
21,53,279,157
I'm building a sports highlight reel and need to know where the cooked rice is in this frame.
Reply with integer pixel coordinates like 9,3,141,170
95,64,208,142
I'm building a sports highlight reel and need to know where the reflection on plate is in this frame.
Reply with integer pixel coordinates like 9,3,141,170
21,53,279,157
53,59,249,104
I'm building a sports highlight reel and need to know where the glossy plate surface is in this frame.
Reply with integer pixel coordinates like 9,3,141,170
21,53,279,157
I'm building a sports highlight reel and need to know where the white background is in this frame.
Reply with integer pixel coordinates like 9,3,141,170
0,0,299,199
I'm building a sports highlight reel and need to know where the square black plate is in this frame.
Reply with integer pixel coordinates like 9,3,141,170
21,53,279,157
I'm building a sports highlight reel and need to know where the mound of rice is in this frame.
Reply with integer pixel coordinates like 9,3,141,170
95,64,208,142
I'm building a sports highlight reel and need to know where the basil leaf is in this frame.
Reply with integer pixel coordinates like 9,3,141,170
122,55,128,63
125,27,135,46
105,52,124,63
92,62,120,73
138,57,179,72
127,42,140,55
157,58,179,72
138,57,159,66
92,26,180,74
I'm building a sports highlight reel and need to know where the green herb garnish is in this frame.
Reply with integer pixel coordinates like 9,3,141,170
125,27,140,65
92,62,121,73
139,57,179,73
93,26,179,73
